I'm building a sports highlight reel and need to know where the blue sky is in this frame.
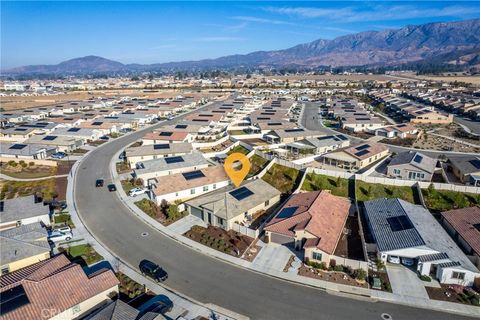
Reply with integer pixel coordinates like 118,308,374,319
1,1,480,68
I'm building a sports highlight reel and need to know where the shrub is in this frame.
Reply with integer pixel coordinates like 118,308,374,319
29,161,35,166
334,265,344,272
418,275,432,282
353,269,367,281
20,162,28,168
7,160,17,167
307,261,327,270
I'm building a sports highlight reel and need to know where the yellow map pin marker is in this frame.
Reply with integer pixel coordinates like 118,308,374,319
224,152,251,187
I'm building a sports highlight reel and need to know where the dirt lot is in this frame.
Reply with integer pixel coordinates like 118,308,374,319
0,88,214,111
412,131,480,153
431,123,480,146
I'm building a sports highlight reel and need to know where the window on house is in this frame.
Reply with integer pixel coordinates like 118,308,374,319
312,252,322,261
1,265,9,275
203,186,208,192
393,169,401,175
190,188,195,195
451,272,465,280
216,217,224,225
264,200,270,207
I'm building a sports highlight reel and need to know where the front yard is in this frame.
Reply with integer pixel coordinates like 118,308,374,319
421,187,480,212
59,244,104,265
121,178,144,193
54,213,75,228
301,172,349,197
135,198,188,226
0,178,57,200
116,161,131,174
426,285,479,306
226,145,250,155
298,262,368,288
184,225,257,258
356,180,415,203
262,163,300,193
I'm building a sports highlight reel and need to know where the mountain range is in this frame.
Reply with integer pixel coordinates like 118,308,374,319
4,19,480,76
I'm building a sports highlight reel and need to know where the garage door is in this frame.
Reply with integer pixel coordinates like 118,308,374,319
190,207,204,221
270,233,294,246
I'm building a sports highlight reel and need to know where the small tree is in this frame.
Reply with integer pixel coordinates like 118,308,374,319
354,269,367,281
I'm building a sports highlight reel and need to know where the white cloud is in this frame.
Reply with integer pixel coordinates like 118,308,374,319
232,15,296,26
264,5,480,22
194,36,244,42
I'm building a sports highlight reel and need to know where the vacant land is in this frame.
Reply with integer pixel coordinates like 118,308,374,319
356,180,415,203
262,164,300,193
421,188,480,212
0,178,57,200
302,172,349,197
0,161,56,179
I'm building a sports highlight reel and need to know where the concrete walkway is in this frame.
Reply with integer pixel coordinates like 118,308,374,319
0,172,69,181
386,265,429,299
168,214,207,235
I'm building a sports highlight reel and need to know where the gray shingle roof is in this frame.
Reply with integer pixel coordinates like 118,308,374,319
0,223,50,265
363,198,425,252
0,195,50,223
134,152,209,174
389,151,437,174
85,299,140,320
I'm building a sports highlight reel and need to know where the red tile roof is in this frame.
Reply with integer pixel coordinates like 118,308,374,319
265,191,352,254
0,255,119,320
441,206,480,256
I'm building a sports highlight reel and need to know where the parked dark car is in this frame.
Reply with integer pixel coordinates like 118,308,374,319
49,200,67,211
138,295,173,315
100,135,110,140
107,184,117,192
95,179,104,187
139,259,168,282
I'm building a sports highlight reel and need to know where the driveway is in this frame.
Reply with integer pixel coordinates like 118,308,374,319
251,243,297,273
387,264,429,299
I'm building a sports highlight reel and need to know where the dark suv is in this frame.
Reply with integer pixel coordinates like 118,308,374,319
95,179,104,187
139,260,168,282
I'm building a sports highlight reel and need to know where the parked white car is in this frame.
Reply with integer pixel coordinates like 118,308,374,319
129,188,146,197
48,231,73,243
401,257,415,267
53,226,72,234
387,255,401,264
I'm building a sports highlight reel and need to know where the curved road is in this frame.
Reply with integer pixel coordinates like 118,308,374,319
74,109,474,320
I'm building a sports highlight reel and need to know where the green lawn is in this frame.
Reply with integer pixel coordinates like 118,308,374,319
422,188,480,212
356,180,415,203
226,145,250,155
228,130,248,135
54,213,75,228
262,164,300,193
301,173,349,197
63,244,104,265
135,199,188,225
121,178,143,193
247,154,269,177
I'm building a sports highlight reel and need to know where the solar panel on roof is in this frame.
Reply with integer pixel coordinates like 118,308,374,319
387,216,413,232
0,285,30,315
268,122,281,125
159,132,173,137
153,144,170,150
9,144,27,150
413,154,423,164
192,119,208,122
318,135,334,140
355,150,370,157
43,135,57,141
336,135,348,141
284,128,304,133
0,201,4,212
165,156,184,164
355,144,370,151
229,187,254,201
67,128,80,132
91,122,103,125
175,124,187,129
277,207,297,219
182,170,205,180
474,223,480,232
469,159,480,169
14,128,27,131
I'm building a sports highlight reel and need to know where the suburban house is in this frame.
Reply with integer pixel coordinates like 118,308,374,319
341,114,384,132
25,134,84,152
0,127,40,142
0,142,57,160
141,130,195,144
409,109,453,124
441,206,480,269
49,127,103,143
256,121,297,133
125,142,193,169
320,142,390,171
387,151,437,182
363,198,480,286
0,223,51,275
264,190,352,266
84,299,166,320
0,195,51,230
151,166,230,204
449,156,480,186
78,120,118,135
263,128,324,144
0,255,119,320
185,179,282,230
374,123,418,139
134,152,210,187
282,134,350,155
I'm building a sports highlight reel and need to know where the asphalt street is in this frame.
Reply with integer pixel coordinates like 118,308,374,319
74,101,476,320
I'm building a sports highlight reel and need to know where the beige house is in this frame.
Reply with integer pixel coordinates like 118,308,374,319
0,223,51,275
265,190,352,265
410,109,453,124
320,142,390,171
0,254,119,320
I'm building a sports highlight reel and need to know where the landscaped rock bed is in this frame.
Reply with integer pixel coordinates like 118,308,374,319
298,264,368,288
184,225,255,257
